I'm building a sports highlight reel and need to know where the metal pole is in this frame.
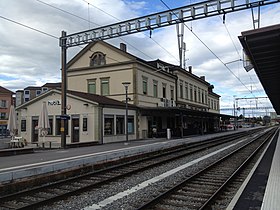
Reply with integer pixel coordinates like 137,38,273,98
125,86,128,143
122,82,130,144
60,31,67,148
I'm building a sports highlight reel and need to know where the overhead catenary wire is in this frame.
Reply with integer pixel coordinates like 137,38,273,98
81,0,179,63
0,15,58,39
159,0,258,98
36,0,153,60
216,12,267,107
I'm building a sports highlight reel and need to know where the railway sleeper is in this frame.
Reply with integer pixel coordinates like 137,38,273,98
159,199,203,210
194,177,226,183
0,201,26,210
174,190,212,199
186,180,222,187
170,194,209,203
152,204,179,210
160,199,204,208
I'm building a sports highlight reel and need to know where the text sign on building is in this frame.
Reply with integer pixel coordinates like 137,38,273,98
48,100,61,106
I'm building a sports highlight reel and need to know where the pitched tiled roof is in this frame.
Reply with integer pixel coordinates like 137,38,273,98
0,86,14,94
42,82,61,88
67,90,137,109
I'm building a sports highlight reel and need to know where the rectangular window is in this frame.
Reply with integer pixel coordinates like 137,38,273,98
36,90,41,96
0,113,6,119
0,100,7,108
153,81,158,98
190,85,193,101
42,87,48,92
194,86,197,102
21,119,26,132
116,115,125,134
202,91,204,104
185,83,189,100
179,82,183,99
101,78,109,96
83,118,88,131
128,116,134,134
104,115,114,135
143,78,147,95
56,116,69,135
170,86,174,100
88,79,96,94
162,83,166,98
198,88,201,102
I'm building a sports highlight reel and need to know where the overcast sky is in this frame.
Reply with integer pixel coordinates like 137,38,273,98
0,0,279,116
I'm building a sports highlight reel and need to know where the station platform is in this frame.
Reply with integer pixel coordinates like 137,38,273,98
0,127,279,209
0,129,245,183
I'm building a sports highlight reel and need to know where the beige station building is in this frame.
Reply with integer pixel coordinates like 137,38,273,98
16,41,226,147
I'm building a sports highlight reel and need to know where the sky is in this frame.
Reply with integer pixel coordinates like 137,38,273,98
0,0,279,117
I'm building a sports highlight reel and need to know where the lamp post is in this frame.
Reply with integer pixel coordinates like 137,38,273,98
122,82,130,144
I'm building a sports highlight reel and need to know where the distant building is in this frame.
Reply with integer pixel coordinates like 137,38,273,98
0,86,14,136
15,83,61,106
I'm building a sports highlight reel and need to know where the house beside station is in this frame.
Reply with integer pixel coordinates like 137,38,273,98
16,89,137,145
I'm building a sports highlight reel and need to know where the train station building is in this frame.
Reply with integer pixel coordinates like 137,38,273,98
16,41,230,146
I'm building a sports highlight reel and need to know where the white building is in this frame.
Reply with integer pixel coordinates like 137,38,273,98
16,89,137,146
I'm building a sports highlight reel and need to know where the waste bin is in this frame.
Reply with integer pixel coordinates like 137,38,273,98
167,128,171,140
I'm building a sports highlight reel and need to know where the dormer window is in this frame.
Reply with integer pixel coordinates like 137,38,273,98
90,52,106,67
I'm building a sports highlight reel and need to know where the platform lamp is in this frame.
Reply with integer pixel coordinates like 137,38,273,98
122,82,131,144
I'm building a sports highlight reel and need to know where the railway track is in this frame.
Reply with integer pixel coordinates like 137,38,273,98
136,127,278,210
0,129,267,210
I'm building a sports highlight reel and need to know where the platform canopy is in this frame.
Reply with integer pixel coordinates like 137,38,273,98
239,24,280,114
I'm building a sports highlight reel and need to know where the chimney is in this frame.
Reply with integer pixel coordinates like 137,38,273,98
188,66,192,73
120,43,127,52
200,76,205,80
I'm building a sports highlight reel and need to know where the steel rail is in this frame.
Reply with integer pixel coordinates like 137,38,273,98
136,127,277,210
0,130,259,209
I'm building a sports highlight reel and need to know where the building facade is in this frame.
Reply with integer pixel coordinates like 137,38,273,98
67,41,221,138
16,89,137,146
0,86,14,136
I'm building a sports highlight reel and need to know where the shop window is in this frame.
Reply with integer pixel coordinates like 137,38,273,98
56,116,68,135
21,119,26,132
128,116,134,134
90,52,106,66
101,78,109,96
116,115,125,134
88,79,96,94
83,118,88,131
104,115,114,135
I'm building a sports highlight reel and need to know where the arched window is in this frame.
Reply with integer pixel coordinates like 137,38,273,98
90,52,106,66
